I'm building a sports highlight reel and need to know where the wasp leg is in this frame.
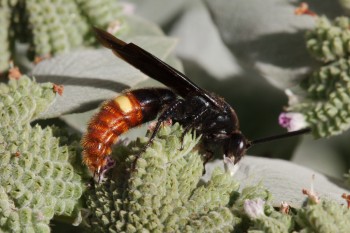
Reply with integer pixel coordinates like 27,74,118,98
145,98,185,148
179,108,209,150
130,99,185,171
202,149,214,174
93,169,100,183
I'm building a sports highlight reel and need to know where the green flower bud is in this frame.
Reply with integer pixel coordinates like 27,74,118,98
296,200,350,232
306,16,350,62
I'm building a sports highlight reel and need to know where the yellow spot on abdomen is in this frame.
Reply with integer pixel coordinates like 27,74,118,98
114,95,133,113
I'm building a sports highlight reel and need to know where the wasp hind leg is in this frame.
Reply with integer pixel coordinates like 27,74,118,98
146,98,185,147
130,99,185,171
202,149,214,174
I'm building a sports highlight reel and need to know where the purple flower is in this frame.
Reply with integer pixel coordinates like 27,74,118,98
243,198,266,219
279,112,308,132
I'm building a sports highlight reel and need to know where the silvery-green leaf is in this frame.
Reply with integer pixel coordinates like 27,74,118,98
170,1,241,80
122,14,164,38
205,0,344,89
292,136,347,179
124,0,188,25
205,156,349,208
32,36,178,119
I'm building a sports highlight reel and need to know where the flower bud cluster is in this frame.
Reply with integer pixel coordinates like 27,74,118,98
0,75,56,124
283,16,350,137
306,16,350,62
0,75,83,232
0,0,126,73
86,124,241,232
296,200,350,232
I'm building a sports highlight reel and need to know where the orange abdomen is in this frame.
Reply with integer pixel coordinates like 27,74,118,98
81,88,176,173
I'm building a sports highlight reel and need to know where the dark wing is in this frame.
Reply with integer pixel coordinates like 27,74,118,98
94,27,219,105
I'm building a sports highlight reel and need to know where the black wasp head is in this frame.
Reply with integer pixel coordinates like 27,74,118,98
224,132,248,165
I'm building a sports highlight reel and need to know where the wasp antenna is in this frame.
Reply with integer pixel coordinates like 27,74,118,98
93,27,127,51
247,127,311,148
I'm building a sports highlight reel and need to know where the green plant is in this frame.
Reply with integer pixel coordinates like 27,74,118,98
0,75,84,232
0,0,126,73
